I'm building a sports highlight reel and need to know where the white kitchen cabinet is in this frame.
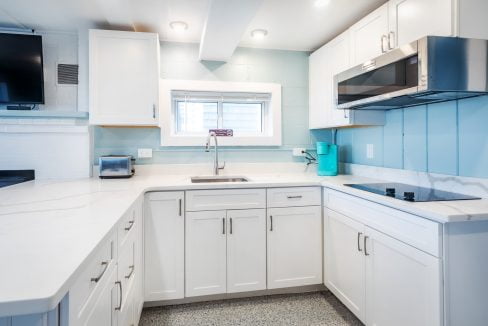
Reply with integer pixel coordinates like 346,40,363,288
89,29,160,126
309,31,385,129
226,209,266,293
388,0,451,49
144,192,185,301
267,206,322,289
349,3,389,66
365,226,442,326
324,198,442,326
185,210,227,297
324,209,366,323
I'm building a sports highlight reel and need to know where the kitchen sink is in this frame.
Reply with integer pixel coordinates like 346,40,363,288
191,176,249,183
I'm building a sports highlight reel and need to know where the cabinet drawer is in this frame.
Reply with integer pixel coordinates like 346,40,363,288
325,189,441,257
186,189,266,211
267,187,321,208
70,231,116,319
118,203,138,248
118,228,137,306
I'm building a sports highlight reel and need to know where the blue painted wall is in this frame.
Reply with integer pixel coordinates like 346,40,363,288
94,41,331,164
337,95,488,178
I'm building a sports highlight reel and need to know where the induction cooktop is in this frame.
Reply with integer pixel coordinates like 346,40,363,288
344,183,481,202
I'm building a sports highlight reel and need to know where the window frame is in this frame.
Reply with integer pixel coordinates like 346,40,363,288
160,80,282,146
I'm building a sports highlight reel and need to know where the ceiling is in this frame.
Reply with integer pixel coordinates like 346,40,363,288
0,0,387,51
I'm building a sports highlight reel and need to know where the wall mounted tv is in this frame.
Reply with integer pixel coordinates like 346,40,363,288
0,33,44,105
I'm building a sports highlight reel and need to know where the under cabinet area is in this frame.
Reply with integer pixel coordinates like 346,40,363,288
324,190,442,326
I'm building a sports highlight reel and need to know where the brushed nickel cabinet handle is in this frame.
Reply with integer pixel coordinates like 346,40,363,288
124,220,135,231
91,261,108,283
388,31,395,50
270,216,273,232
115,281,122,311
381,35,388,53
125,265,135,279
222,218,226,234
230,218,233,234
152,104,156,119
287,195,303,199
179,199,182,216
357,232,363,252
364,236,370,256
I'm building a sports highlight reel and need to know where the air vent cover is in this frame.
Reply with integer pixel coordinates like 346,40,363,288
57,64,79,85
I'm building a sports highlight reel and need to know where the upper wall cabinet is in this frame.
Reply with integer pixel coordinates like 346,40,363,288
89,30,160,126
309,30,385,129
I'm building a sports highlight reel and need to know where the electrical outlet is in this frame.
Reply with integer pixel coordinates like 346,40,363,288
138,148,153,159
366,144,374,159
292,148,306,156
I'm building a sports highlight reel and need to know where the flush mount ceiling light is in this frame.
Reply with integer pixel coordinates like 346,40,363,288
250,29,268,40
314,0,331,7
169,21,188,32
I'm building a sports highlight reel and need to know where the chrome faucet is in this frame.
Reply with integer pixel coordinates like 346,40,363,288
205,132,225,175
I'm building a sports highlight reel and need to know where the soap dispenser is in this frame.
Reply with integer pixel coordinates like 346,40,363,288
316,142,338,176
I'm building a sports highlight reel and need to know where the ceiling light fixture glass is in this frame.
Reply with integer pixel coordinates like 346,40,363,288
169,21,189,32
314,0,330,8
250,29,268,40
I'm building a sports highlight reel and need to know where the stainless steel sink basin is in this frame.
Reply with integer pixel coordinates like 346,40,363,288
191,176,249,183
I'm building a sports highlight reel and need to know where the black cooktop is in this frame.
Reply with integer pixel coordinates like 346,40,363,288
344,182,481,202
0,170,35,188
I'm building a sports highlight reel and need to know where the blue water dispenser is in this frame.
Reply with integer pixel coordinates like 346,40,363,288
316,142,338,176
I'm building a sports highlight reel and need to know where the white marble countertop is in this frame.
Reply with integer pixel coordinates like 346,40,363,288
1,166,488,317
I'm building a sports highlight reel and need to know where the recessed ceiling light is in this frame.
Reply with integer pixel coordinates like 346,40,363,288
169,21,188,32
314,0,330,8
250,29,268,40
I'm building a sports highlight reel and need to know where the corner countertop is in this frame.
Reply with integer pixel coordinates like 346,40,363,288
1,169,488,317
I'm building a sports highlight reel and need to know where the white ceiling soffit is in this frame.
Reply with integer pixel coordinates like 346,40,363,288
0,0,387,52
198,0,264,62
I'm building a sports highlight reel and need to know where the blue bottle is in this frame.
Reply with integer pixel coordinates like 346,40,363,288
316,142,338,176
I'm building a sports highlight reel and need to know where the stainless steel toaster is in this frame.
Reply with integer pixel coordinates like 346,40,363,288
99,155,135,179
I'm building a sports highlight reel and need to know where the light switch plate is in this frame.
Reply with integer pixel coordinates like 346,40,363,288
138,148,153,159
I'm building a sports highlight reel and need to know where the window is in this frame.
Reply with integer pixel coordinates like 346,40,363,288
173,91,270,136
160,80,282,146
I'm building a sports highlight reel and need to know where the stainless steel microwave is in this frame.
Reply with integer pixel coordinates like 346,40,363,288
334,36,488,110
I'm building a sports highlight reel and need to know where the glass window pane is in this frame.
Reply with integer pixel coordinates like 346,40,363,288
222,102,263,133
176,101,218,133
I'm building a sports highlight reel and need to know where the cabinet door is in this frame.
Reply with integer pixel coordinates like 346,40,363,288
186,210,227,297
349,3,389,66
327,31,353,127
365,226,442,326
89,29,160,126
144,192,184,301
226,209,266,293
324,209,366,323
309,44,331,129
388,0,451,49
83,267,118,326
267,206,322,289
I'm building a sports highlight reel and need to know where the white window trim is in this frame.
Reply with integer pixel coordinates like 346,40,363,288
159,79,282,146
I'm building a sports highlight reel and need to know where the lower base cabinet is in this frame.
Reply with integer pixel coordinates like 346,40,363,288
324,208,442,326
185,209,266,297
267,206,323,289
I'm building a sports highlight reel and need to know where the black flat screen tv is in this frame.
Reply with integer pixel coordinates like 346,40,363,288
0,33,44,104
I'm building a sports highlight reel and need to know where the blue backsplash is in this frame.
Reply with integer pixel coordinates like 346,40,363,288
337,95,488,178
94,41,332,164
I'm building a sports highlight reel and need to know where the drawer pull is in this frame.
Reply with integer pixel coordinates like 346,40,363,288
357,232,363,252
179,199,182,216
90,261,108,283
115,281,122,311
364,236,370,256
222,218,226,234
125,265,135,279
124,220,135,231
270,215,273,231
286,195,303,199
230,218,233,234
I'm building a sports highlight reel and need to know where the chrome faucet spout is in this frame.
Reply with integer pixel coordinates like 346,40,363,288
205,132,225,175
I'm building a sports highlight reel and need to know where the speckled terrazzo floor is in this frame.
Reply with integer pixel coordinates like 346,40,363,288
140,291,363,326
